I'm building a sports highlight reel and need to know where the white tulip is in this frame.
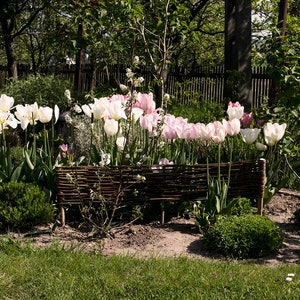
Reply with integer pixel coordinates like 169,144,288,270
131,107,144,123
263,122,287,147
106,101,127,120
104,119,118,136
227,102,244,120
0,94,14,112
240,128,261,144
14,102,39,129
0,112,19,130
81,104,92,118
38,106,53,123
116,136,126,150
54,105,59,124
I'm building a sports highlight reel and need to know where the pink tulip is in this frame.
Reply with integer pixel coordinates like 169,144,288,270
140,112,160,133
60,144,69,152
162,123,178,140
240,112,253,128
109,94,128,103
227,101,244,120
133,92,156,114
210,121,227,143
222,118,240,136
179,123,201,139
228,101,241,108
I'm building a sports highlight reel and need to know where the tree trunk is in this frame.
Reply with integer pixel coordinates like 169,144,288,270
1,19,18,79
224,0,252,111
74,22,83,91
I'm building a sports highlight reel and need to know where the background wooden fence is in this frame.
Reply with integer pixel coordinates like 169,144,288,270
0,64,271,108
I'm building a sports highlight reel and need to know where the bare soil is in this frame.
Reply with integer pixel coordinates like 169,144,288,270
3,189,300,266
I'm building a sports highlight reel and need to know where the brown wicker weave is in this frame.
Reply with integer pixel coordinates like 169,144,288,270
56,159,266,225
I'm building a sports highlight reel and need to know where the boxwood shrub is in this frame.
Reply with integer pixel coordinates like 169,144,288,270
0,181,55,230
203,214,283,259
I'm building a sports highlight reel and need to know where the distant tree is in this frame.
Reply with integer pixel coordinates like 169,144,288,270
119,0,220,107
0,0,50,79
253,0,300,106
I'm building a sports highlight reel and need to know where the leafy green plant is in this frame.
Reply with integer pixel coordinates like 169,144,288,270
0,74,76,111
0,181,55,229
203,214,283,259
230,197,254,216
293,208,300,224
254,104,300,191
167,98,224,123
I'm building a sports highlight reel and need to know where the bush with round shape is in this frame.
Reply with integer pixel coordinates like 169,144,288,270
0,181,55,230
203,214,283,259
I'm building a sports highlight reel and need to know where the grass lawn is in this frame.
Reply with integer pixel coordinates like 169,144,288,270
0,239,299,299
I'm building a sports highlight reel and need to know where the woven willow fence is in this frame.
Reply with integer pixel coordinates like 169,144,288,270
56,159,266,225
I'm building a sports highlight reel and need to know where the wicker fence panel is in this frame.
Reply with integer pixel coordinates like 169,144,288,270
56,159,266,207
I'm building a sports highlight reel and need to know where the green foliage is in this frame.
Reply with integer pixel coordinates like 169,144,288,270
293,208,300,224
254,21,300,107
0,181,55,229
203,214,283,259
230,198,254,216
1,244,300,299
168,99,224,123
254,104,300,190
0,75,74,111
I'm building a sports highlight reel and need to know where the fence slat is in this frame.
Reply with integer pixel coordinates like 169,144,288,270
0,64,271,108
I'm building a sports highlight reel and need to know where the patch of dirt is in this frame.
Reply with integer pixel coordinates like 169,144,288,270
2,189,300,266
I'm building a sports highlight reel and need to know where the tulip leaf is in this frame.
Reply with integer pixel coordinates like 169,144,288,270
24,150,35,170
10,163,24,181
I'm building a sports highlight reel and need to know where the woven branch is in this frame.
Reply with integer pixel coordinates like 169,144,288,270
56,159,266,206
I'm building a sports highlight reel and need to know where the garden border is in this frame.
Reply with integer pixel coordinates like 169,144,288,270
56,159,266,225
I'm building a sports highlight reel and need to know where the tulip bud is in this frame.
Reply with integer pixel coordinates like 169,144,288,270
255,142,268,151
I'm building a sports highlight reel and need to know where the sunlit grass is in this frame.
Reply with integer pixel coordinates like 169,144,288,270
0,239,300,299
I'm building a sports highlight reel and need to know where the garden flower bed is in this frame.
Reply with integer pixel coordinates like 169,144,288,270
56,159,266,225
0,67,288,232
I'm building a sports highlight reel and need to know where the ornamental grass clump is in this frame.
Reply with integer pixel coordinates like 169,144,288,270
203,214,283,259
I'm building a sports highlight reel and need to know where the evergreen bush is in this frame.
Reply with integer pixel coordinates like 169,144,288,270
203,214,283,259
0,75,75,111
0,181,55,230
230,198,254,216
